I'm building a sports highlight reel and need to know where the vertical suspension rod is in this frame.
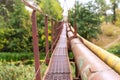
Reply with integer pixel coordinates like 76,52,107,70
32,10,41,80
74,0,77,37
45,15,49,64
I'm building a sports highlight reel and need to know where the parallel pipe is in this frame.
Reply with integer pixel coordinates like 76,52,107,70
79,35,120,75
70,25,120,74
67,24,120,80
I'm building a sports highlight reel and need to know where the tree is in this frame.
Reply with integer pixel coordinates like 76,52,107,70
0,0,32,52
115,9,120,26
0,0,63,52
0,0,14,12
0,4,10,22
39,0,62,20
95,0,109,23
69,1,101,40
110,0,120,24
36,0,63,51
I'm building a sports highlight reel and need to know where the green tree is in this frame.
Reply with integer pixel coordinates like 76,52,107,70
0,0,14,12
69,2,101,40
0,0,63,52
0,4,10,22
39,0,62,20
95,0,109,23
0,0,32,52
36,0,62,51
110,0,120,24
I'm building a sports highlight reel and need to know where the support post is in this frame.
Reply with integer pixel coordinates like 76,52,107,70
45,15,49,64
51,20,54,53
74,0,77,37
31,10,41,80
74,23,77,37
75,62,79,77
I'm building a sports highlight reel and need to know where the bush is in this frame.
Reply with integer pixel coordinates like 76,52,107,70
108,43,120,56
104,28,114,36
69,1,101,40
0,52,46,62
0,62,47,80
0,64,35,80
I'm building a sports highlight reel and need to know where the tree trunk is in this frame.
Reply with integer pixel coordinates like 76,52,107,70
112,2,116,24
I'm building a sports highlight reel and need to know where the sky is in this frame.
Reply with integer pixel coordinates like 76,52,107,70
25,0,113,14
58,0,113,15
58,0,111,10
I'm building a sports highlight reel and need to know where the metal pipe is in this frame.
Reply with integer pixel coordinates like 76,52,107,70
32,10,41,80
67,25,120,80
81,35,120,74
70,25,120,74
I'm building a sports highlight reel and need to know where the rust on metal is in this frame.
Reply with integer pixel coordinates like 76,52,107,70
43,22,72,80
21,0,42,13
50,22,64,52
78,35,120,74
45,15,49,64
31,10,41,80
51,19,54,53
67,24,120,80
74,1,77,37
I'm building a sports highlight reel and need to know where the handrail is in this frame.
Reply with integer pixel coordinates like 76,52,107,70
21,0,58,21
21,0,42,13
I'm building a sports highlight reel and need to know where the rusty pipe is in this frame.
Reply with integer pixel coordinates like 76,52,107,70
69,25,120,74
66,24,120,80
79,35,120,75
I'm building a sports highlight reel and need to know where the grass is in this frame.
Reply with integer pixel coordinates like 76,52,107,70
0,52,46,62
0,52,47,80
108,42,120,55
0,51,77,79
0,62,47,80
92,23,120,49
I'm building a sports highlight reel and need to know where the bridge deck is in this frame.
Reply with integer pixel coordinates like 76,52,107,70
43,23,72,80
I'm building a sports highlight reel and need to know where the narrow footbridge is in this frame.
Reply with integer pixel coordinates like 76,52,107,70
22,1,120,80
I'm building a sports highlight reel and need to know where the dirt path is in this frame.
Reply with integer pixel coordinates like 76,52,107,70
104,36,120,49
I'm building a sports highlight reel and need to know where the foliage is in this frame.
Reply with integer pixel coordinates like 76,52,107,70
0,64,35,80
0,4,10,22
0,0,62,52
36,0,62,51
110,0,120,23
0,0,14,12
39,0,62,20
0,62,47,80
95,0,109,13
0,0,32,52
115,9,120,27
108,43,120,55
0,52,46,62
69,2,101,40
94,0,110,23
